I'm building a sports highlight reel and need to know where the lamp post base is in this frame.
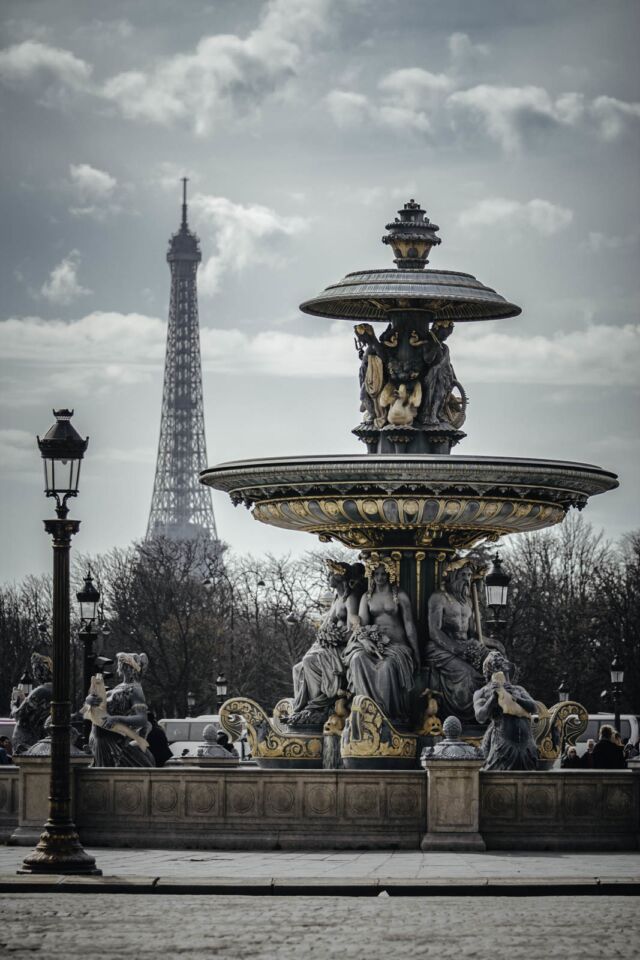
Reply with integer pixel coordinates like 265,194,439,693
19,822,101,875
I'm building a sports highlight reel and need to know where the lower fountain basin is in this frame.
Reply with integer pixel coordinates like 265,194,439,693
200,454,618,550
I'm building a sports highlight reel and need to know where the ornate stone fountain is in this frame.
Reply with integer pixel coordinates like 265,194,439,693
201,199,617,768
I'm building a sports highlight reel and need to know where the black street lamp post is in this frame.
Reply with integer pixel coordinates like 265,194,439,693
610,657,624,734
21,410,100,876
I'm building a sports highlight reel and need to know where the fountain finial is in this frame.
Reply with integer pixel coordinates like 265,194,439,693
382,199,441,270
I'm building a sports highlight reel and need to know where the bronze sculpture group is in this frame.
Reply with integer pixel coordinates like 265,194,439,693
286,553,539,771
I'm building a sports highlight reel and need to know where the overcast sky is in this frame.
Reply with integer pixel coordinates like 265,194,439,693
1,0,639,583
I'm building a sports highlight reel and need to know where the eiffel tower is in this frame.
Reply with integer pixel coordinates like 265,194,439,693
147,180,219,544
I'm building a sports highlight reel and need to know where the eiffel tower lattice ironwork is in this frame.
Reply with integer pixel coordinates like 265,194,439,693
147,180,219,543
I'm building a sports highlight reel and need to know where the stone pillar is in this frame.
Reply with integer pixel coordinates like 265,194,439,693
421,760,485,851
10,755,93,846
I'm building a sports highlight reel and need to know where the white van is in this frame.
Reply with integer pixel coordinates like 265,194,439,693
575,713,639,755
158,714,251,760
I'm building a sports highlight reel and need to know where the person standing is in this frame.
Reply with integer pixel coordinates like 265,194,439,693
146,712,173,767
592,725,626,769
581,738,596,768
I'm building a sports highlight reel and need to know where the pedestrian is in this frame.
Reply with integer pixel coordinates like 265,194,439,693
0,736,13,764
591,724,626,770
216,730,237,756
145,711,173,767
581,738,596,768
561,745,582,769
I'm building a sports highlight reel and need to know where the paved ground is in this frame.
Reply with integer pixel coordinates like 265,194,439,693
1,846,639,884
2,893,639,959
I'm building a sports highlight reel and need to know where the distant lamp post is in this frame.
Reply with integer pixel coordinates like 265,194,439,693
18,667,33,699
558,679,570,703
187,691,196,716
21,410,99,876
77,572,99,702
484,552,511,632
610,657,624,733
216,674,228,710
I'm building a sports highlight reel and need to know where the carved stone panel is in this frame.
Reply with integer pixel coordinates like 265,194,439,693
562,782,600,821
186,781,220,817
522,783,557,821
226,781,260,818
603,783,634,821
81,780,111,817
386,783,422,820
303,781,337,818
482,781,518,821
264,781,298,818
114,780,145,817
343,781,382,819
151,781,181,818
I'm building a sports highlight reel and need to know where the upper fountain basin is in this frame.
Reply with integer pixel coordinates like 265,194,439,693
299,269,522,323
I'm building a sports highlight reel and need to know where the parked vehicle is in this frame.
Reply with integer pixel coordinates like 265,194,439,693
158,714,251,760
0,718,15,741
575,713,639,755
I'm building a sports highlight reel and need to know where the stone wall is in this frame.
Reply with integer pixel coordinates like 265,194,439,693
74,767,427,850
480,770,639,850
2,765,638,851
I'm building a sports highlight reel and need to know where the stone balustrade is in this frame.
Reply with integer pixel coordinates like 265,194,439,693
1,763,637,851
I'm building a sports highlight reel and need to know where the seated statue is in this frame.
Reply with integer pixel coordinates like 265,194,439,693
11,653,53,755
84,652,155,767
473,651,538,770
425,558,487,722
344,554,419,723
288,560,365,726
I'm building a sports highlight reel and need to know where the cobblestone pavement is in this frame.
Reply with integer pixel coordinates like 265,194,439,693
1,846,639,881
2,893,639,959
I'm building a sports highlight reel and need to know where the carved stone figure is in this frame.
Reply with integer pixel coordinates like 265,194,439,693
354,324,386,426
288,560,366,726
421,715,483,761
344,554,419,722
426,559,485,722
418,321,457,426
84,652,154,767
473,651,538,770
10,653,53,756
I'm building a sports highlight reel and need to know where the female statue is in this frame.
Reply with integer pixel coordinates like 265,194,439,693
418,321,456,426
344,555,419,722
425,559,486,722
354,323,386,427
288,560,366,726
84,652,155,767
11,653,53,755
473,651,538,770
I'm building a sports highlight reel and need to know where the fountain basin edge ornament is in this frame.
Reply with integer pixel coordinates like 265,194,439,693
200,454,618,551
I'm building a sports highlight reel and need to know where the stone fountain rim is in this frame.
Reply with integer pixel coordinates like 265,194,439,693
201,453,618,481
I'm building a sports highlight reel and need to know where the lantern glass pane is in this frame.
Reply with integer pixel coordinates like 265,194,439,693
611,667,624,684
485,583,508,607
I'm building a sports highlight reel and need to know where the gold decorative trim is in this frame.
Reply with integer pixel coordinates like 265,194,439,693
533,700,589,761
219,697,322,762
341,695,416,760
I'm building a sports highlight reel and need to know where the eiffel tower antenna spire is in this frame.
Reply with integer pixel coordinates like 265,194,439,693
146,181,220,546
181,176,188,228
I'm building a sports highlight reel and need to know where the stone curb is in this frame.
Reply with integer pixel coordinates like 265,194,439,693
1,875,639,896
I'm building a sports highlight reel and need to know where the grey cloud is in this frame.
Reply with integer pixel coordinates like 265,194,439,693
39,250,92,305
